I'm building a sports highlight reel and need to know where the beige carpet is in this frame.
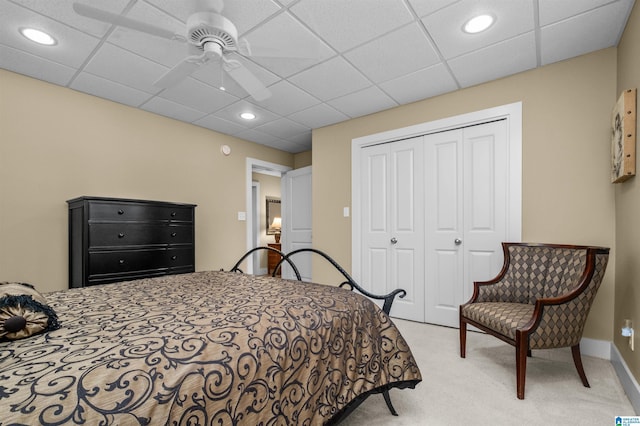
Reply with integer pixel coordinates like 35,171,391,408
342,319,635,425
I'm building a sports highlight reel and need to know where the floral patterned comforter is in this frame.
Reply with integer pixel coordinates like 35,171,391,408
0,271,421,425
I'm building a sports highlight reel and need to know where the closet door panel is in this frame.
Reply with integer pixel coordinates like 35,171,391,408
463,121,508,303
425,130,464,326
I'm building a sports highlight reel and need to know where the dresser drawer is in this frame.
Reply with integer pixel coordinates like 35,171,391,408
167,247,194,269
89,224,193,247
89,248,167,276
89,202,193,222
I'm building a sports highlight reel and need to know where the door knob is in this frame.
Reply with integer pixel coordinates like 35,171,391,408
390,237,398,244
454,238,462,245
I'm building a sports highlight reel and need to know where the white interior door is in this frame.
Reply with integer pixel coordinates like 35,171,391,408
281,166,312,281
360,137,424,321
424,120,508,327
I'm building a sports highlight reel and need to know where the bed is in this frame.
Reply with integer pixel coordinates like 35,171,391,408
0,255,422,425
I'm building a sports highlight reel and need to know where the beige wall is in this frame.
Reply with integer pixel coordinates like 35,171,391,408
0,69,294,292
312,48,618,342
294,150,312,168
615,2,640,383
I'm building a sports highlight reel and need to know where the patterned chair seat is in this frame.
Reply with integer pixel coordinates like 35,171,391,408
459,242,609,399
461,302,534,341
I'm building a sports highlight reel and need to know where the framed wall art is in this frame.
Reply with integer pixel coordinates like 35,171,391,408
611,88,637,183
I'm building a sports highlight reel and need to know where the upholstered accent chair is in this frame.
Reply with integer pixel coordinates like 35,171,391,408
459,242,610,399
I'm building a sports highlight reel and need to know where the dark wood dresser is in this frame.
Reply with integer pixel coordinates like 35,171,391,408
67,196,196,288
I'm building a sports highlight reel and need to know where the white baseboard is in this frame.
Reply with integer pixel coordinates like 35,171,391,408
580,338,639,415
611,344,640,415
581,337,613,360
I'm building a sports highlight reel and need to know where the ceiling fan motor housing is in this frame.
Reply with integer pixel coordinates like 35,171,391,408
187,12,238,53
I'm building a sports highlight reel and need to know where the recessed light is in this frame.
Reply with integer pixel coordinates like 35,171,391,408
463,14,495,34
240,112,256,120
20,28,56,45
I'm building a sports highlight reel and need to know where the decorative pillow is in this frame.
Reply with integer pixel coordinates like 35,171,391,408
0,282,59,341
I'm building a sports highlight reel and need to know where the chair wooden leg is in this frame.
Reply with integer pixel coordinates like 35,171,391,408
516,333,528,399
571,344,590,388
383,390,398,416
460,317,467,358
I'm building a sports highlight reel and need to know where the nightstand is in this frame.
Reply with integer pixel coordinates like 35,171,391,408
267,243,282,277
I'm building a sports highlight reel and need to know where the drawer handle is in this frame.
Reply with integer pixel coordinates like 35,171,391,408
118,232,125,238
171,212,177,217
171,232,177,237
119,259,125,264
171,255,177,260
118,209,124,215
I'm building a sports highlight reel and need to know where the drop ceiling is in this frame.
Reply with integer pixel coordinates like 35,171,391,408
0,0,635,153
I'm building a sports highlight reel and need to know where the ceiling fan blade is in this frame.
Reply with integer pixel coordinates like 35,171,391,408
223,59,271,101
154,55,208,88
73,3,182,41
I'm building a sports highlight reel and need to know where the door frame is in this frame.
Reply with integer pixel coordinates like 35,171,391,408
245,158,292,274
351,102,522,284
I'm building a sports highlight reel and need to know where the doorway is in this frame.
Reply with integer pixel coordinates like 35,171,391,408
245,158,291,274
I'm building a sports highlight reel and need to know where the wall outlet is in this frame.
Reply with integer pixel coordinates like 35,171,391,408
237,211,246,221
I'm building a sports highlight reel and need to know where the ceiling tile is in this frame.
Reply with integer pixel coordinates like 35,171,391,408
10,0,130,37
538,0,619,26
215,99,281,128
193,113,248,134
379,64,458,104
71,72,153,107
190,54,280,99
255,117,309,139
540,0,634,66
243,11,334,78
146,0,281,35
256,80,320,116
289,56,371,101
234,128,281,144
288,103,349,129
0,1,101,68
106,1,186,68
83,43,170,94
449,32,537,88
0,43,76,85
260,138,308,153
141,96,208,122
422,0,535,59
406,0,461,18
159,76,239,113
291,0,414,52
327,86,397,118
345,23,440,84
286,130,312,144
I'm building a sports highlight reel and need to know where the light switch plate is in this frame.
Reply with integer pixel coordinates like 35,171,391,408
237,211,246,221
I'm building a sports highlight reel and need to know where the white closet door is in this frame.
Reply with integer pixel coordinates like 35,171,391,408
425,120,508,327
360,137,424,321
424,129,464,326
462,121,508,304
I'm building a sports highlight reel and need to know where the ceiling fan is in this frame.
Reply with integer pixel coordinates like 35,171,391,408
72,0,272,101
